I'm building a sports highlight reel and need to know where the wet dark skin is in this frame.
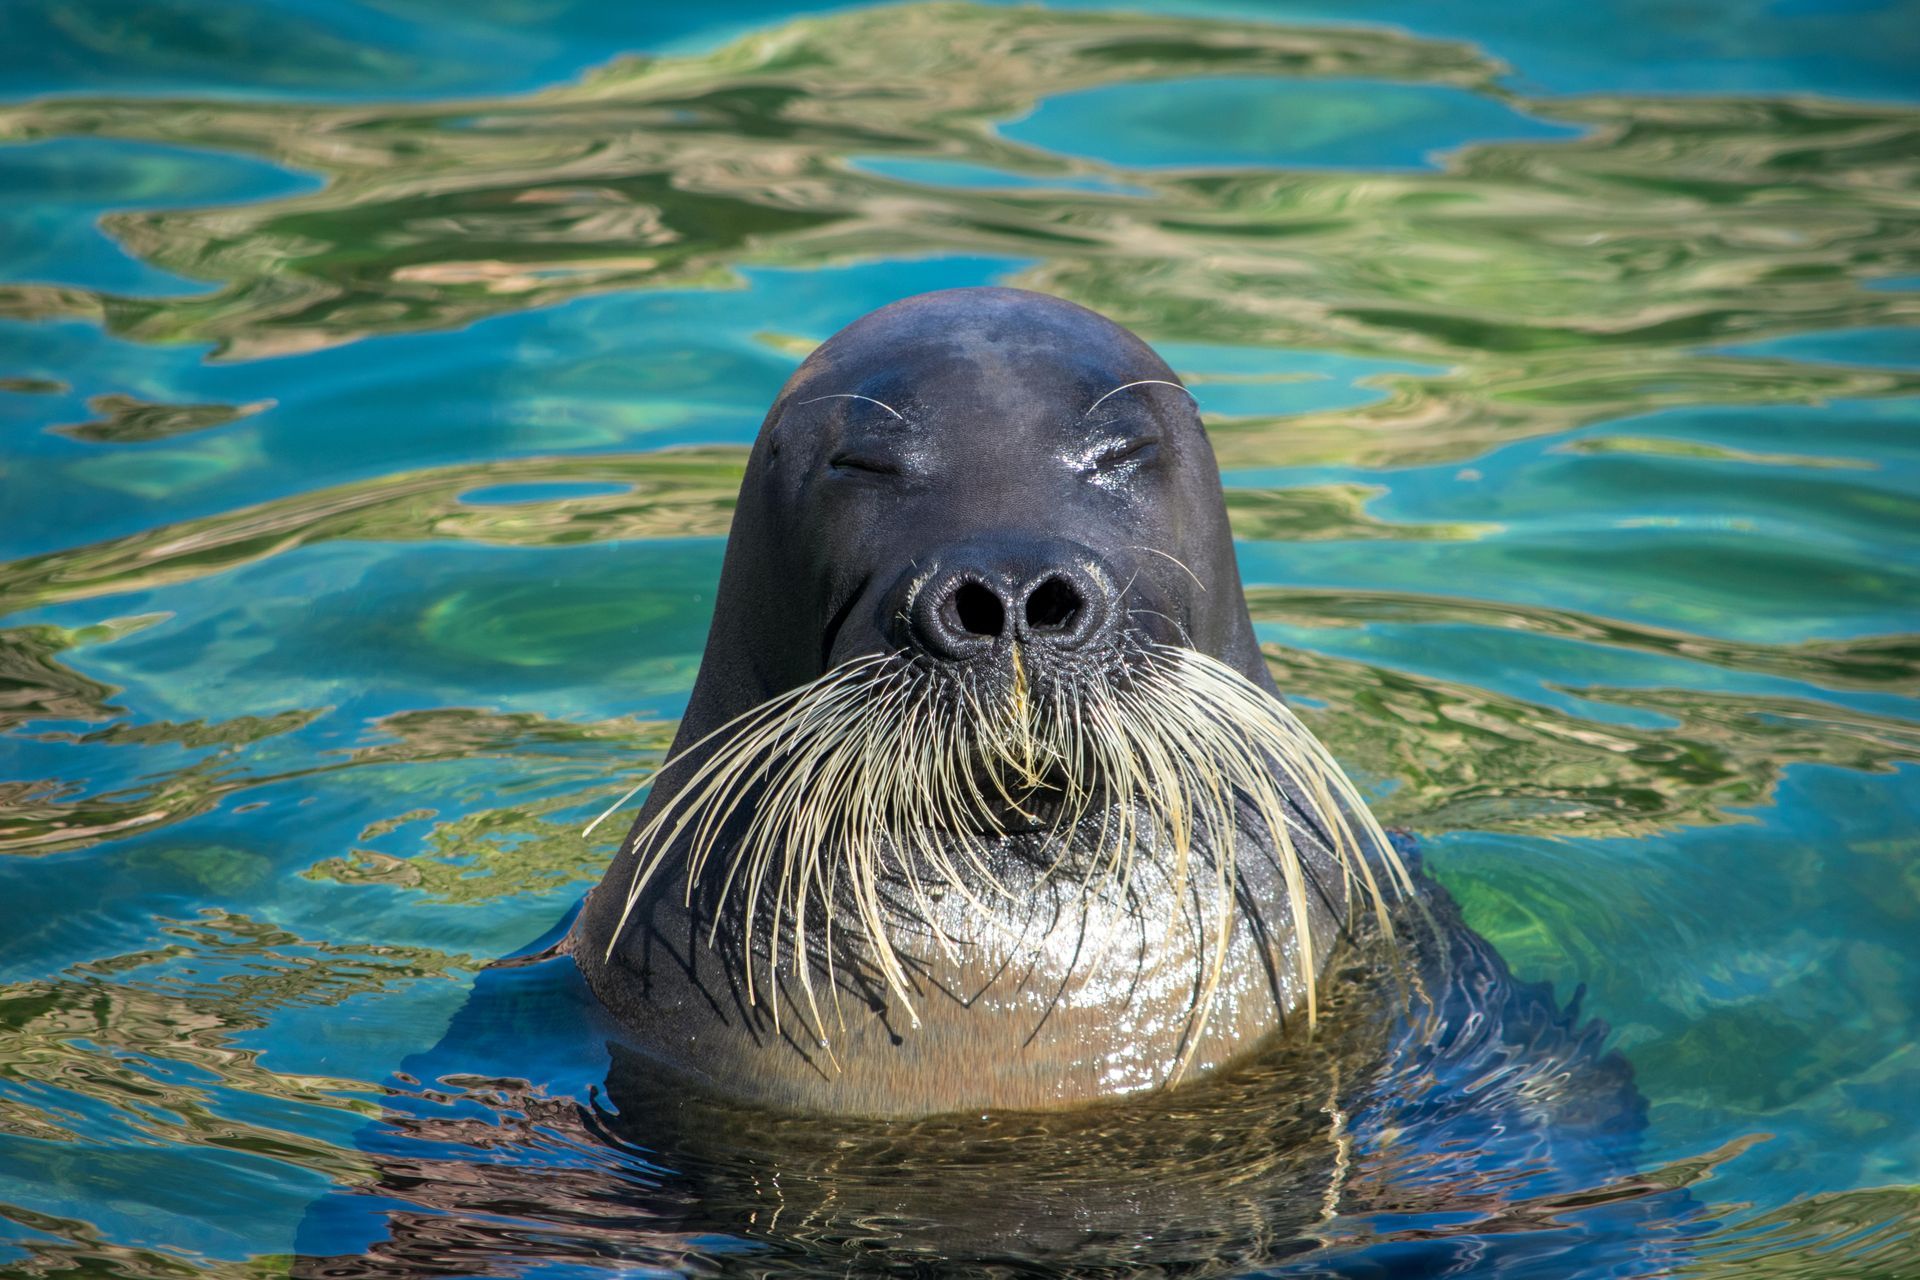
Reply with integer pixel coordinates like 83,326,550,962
569,287,1355,1116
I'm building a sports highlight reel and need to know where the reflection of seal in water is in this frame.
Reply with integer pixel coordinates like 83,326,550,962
296,895,1666,1278
569,287,1415,1116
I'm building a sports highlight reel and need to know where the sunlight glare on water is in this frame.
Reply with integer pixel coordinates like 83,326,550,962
0,0,1916,1275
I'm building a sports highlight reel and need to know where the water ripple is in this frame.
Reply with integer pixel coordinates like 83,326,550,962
0,2,1915,1276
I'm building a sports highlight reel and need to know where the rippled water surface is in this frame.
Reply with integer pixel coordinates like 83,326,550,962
1,1,1917,1275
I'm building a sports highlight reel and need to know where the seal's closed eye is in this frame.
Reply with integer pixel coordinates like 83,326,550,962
827,451,902,476
1090,436,1160,471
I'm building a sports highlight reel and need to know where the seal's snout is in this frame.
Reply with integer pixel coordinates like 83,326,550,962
904,541,1112,662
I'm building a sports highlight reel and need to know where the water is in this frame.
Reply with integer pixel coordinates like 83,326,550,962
0,0,1916,1274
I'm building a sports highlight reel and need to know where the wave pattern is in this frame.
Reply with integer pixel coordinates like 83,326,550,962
0,1,1916,1275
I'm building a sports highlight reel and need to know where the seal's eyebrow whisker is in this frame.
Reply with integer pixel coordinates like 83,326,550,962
1127,603,1197,649
1127,544,1207,593
796,392,905,421
1082,379,1197,418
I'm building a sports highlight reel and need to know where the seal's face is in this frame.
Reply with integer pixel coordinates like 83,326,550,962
694,286,1268,726
575,288,1405,1115
778,289,1251,682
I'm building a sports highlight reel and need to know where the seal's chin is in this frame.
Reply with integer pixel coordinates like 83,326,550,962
590,642,1410,1062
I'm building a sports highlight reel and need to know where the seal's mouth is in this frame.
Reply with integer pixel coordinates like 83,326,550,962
589,643,1410,1062
966,761,1072,836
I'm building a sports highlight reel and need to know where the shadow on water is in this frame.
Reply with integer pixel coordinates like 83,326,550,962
0,1,1917,1276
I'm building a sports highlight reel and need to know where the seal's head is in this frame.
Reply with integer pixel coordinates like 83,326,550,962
573,288,1406,1115
684,285,1266,719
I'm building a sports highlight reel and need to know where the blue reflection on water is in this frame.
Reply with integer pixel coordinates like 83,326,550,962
1000,76,1584,171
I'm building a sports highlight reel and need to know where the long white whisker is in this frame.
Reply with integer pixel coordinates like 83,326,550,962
592,636,1405,1085
1126,544,1207,593
796,392,904,420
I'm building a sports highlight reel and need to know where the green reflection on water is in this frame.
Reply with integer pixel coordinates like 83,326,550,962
51,393,275,445
0,448,742,617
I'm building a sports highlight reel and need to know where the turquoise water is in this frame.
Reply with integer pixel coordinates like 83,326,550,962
1,0,1917,1274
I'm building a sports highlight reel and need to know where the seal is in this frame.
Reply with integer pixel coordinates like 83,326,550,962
568,286,1411,1116
289,289,1652,1277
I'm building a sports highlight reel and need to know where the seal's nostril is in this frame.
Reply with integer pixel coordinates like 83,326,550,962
1025,576,1082,632
951,582,1005,638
